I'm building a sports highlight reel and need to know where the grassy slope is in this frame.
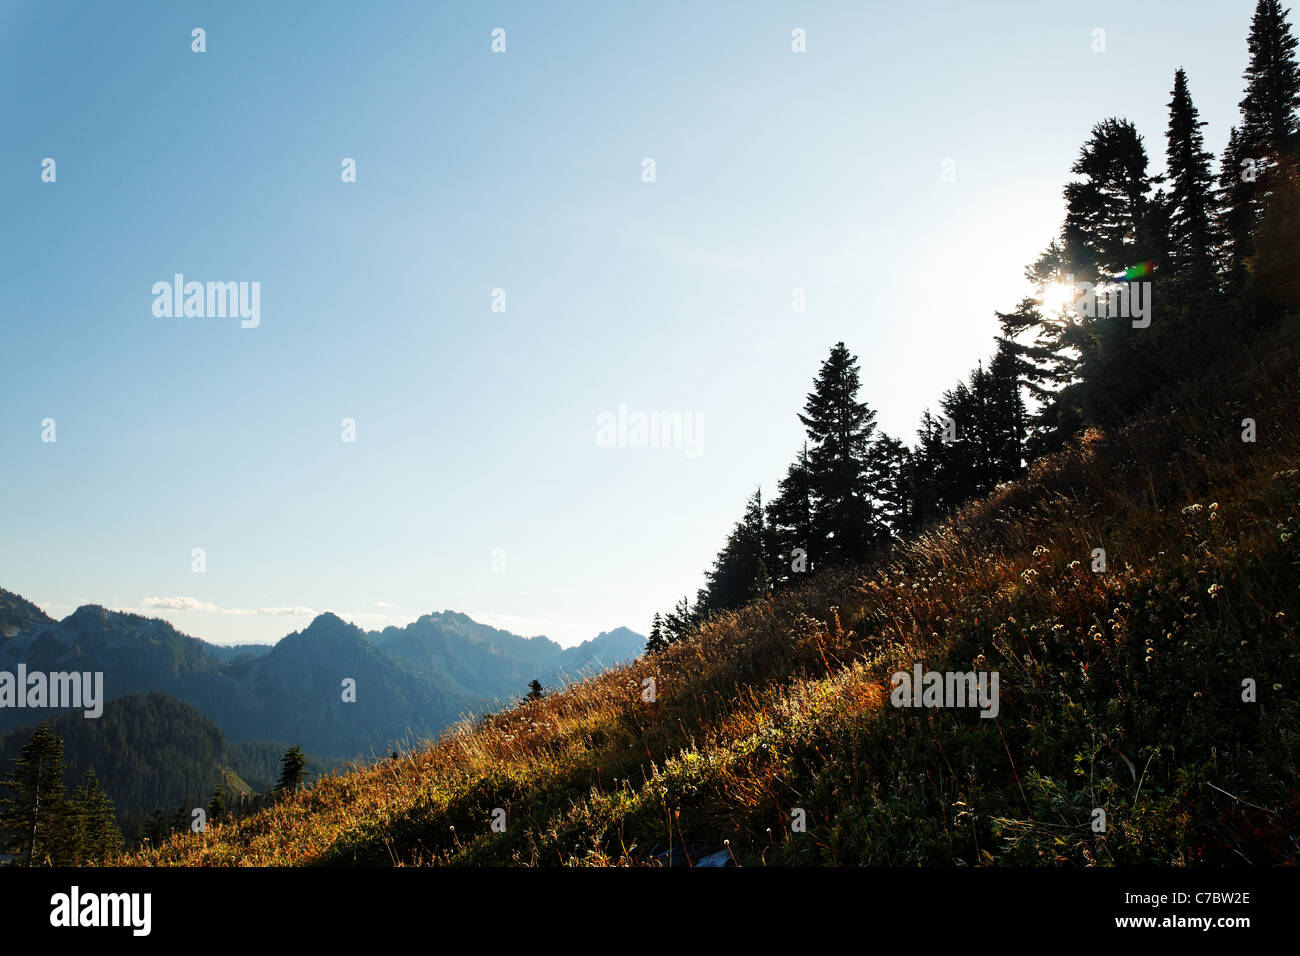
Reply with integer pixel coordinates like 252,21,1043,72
130,320,1300,866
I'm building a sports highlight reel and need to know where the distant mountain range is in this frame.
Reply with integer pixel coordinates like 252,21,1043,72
0,587,644,759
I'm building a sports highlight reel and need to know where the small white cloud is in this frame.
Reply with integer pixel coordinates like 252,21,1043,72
141,596,219,612
373,600,398,608
138,597,314,617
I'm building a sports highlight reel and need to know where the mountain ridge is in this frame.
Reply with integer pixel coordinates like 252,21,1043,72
0,598,644,757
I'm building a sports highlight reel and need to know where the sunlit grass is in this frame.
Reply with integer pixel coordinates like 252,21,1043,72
127,317,1300,867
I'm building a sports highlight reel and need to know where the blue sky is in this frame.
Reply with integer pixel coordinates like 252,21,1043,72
0,0,1261,645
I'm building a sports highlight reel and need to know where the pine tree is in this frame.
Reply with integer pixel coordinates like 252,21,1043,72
765,444,815,586
0,721,71,866
1061,119,1160,425
525,679,544,700
987,338,1028,480
646,613,667,654
1240,0,1300,156
798,342,883,566
70,770,122,864
1063,118,1159,278
274,746,308,796
662,596,695,644
698,489,770,614
207,784,227,824
1165,69,1220,296
908,410,947,528
1001,243,1085,456
1217,126,1257,293
1251,156,1300,310
868,434,910,538
1223,3,1300,293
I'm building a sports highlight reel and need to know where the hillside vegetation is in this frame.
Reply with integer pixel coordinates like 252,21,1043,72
131,318,1300,866
0,694,342,844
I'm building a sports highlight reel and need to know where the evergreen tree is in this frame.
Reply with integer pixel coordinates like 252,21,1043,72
908,411,947,529
1223,3,1300,293
765,444,815,586
798,342,883,565
1061,119,1160,425
698,489,770,614
0,721,70,866
646,613,667,654
274,746,308,795
868,434,910,538
987,338,1028,480
1063,118,1159,278
662,596,695,644
1165,69,1220,295
1240,0,1300,156
70,770,123,864
207,784,227,824
1000,243,1086,456
525,679,544,700
1217,126,1257,293
1251,156,1300,310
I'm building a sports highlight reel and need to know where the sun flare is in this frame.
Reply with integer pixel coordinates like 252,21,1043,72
1039,281,1076,313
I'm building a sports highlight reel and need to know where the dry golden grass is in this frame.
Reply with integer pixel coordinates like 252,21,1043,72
128,317,1300,866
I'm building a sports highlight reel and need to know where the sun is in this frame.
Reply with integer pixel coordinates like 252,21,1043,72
1039,281,1076,313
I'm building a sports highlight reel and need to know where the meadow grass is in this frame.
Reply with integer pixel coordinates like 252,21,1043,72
128,319,1300,866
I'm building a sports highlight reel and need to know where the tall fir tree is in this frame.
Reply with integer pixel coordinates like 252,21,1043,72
1061,118,1161,425
1165,69,1220,296
1240,0,1300,156
1217,126,1258,293
798,342,883,566
1063,118,1159,278
0,721,70,866
1223,2,1300,294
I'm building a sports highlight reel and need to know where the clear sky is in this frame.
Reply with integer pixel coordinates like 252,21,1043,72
0,0,1262,645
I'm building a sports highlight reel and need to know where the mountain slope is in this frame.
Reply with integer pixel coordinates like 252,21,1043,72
131,314,1300,866
370,613,644,701
201,613,469,756
0,587,53,639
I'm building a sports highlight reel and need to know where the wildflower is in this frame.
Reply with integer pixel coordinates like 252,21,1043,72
1207,584,1223,598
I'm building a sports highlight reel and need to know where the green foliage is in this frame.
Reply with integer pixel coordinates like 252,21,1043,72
0,723,123,865
275,746,308,795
